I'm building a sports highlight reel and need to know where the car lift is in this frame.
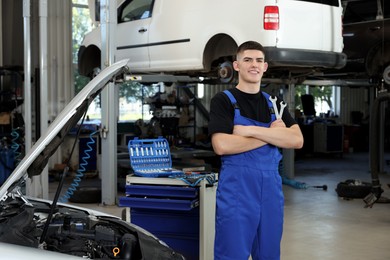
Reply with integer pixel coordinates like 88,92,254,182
123,73,210,120
364,80,390,208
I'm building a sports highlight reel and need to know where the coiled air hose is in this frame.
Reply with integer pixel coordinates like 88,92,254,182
60,129,99,202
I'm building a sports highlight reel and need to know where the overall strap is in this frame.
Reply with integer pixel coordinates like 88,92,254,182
223,90,277,121
223,90,240,116
262,92,277,121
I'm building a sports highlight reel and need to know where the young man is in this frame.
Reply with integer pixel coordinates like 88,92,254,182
208,41,303,260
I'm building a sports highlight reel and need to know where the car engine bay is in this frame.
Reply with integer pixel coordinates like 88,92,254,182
0,193,183,259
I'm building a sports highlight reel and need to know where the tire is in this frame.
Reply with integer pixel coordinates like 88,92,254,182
383,64,390,85
335,179,372,199
68,186,102,203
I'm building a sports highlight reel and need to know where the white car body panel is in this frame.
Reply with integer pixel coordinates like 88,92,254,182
116,19,151,69
79,0,346,77
0,242,81,259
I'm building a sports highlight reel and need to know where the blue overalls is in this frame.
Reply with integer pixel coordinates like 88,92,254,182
214,90,284,260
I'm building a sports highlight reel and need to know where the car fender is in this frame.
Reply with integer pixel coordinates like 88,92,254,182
0,242,81,259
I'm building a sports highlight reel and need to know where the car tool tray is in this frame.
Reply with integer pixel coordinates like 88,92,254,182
128,137,183,177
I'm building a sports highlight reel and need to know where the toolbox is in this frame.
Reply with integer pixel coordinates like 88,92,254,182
119,176,201,260
127,137,183,177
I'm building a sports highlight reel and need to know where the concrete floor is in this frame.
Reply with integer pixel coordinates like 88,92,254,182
282,152,390,260
56,152,390,260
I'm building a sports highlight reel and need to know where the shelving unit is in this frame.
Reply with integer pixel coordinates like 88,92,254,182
313,123,344,155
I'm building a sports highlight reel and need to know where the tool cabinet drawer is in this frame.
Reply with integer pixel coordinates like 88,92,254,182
119,196,199,211
124,184,198,198
120,184,199,211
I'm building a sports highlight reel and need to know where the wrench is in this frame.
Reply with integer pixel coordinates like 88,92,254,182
269,96,287,119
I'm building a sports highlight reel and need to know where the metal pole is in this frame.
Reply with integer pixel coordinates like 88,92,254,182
23,0,32,155
283,84,296,179
27,0,49,199
100,0,118,205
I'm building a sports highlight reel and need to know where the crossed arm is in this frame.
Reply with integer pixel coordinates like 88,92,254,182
211,119,304,156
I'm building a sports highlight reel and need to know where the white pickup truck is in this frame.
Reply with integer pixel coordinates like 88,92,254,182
78,0,346,82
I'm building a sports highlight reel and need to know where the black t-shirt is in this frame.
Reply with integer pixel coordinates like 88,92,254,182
208,88,297,136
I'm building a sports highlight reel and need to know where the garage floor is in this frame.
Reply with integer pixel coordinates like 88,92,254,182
52,152,390,260
282,152,390,260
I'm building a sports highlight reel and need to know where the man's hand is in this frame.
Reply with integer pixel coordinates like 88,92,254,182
270,119,286,128
233,120,286,137
233,125,251,137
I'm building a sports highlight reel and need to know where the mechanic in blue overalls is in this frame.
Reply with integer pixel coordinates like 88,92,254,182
208,41,304,260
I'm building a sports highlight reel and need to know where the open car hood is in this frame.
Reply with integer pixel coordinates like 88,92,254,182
0,59,130,201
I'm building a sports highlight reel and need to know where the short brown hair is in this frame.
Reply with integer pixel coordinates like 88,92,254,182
236,41,265,60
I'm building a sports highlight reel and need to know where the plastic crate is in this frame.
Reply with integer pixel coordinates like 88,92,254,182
128,137,183,177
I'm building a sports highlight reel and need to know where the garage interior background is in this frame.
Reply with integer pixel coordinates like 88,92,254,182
0,0,389,203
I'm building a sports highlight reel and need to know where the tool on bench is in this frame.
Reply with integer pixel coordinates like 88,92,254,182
269,96,287,119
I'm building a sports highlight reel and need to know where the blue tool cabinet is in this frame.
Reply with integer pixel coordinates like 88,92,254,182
119,183,200,260
120,137,217,259
120,175,217,260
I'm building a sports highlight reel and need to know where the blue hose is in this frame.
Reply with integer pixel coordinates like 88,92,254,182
279,156,309,189
60,130,99,202
170,173,216,187
10,127,21,166
281,175,309,189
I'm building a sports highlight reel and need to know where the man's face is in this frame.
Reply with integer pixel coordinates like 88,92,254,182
233,49,268,84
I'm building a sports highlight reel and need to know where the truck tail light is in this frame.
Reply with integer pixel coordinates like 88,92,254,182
264,6,279,30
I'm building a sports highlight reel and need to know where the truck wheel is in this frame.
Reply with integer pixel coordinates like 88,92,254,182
383,64,390,85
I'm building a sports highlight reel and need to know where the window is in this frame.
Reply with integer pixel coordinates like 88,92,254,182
73,0,94,95
72,0,94,64
295,85,340,118
118,82,160,122
73,0,155,122
119,0,154,23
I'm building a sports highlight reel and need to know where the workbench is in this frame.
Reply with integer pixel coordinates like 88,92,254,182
120,174,217,260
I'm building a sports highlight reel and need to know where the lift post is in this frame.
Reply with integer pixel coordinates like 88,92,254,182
365,81,390,208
